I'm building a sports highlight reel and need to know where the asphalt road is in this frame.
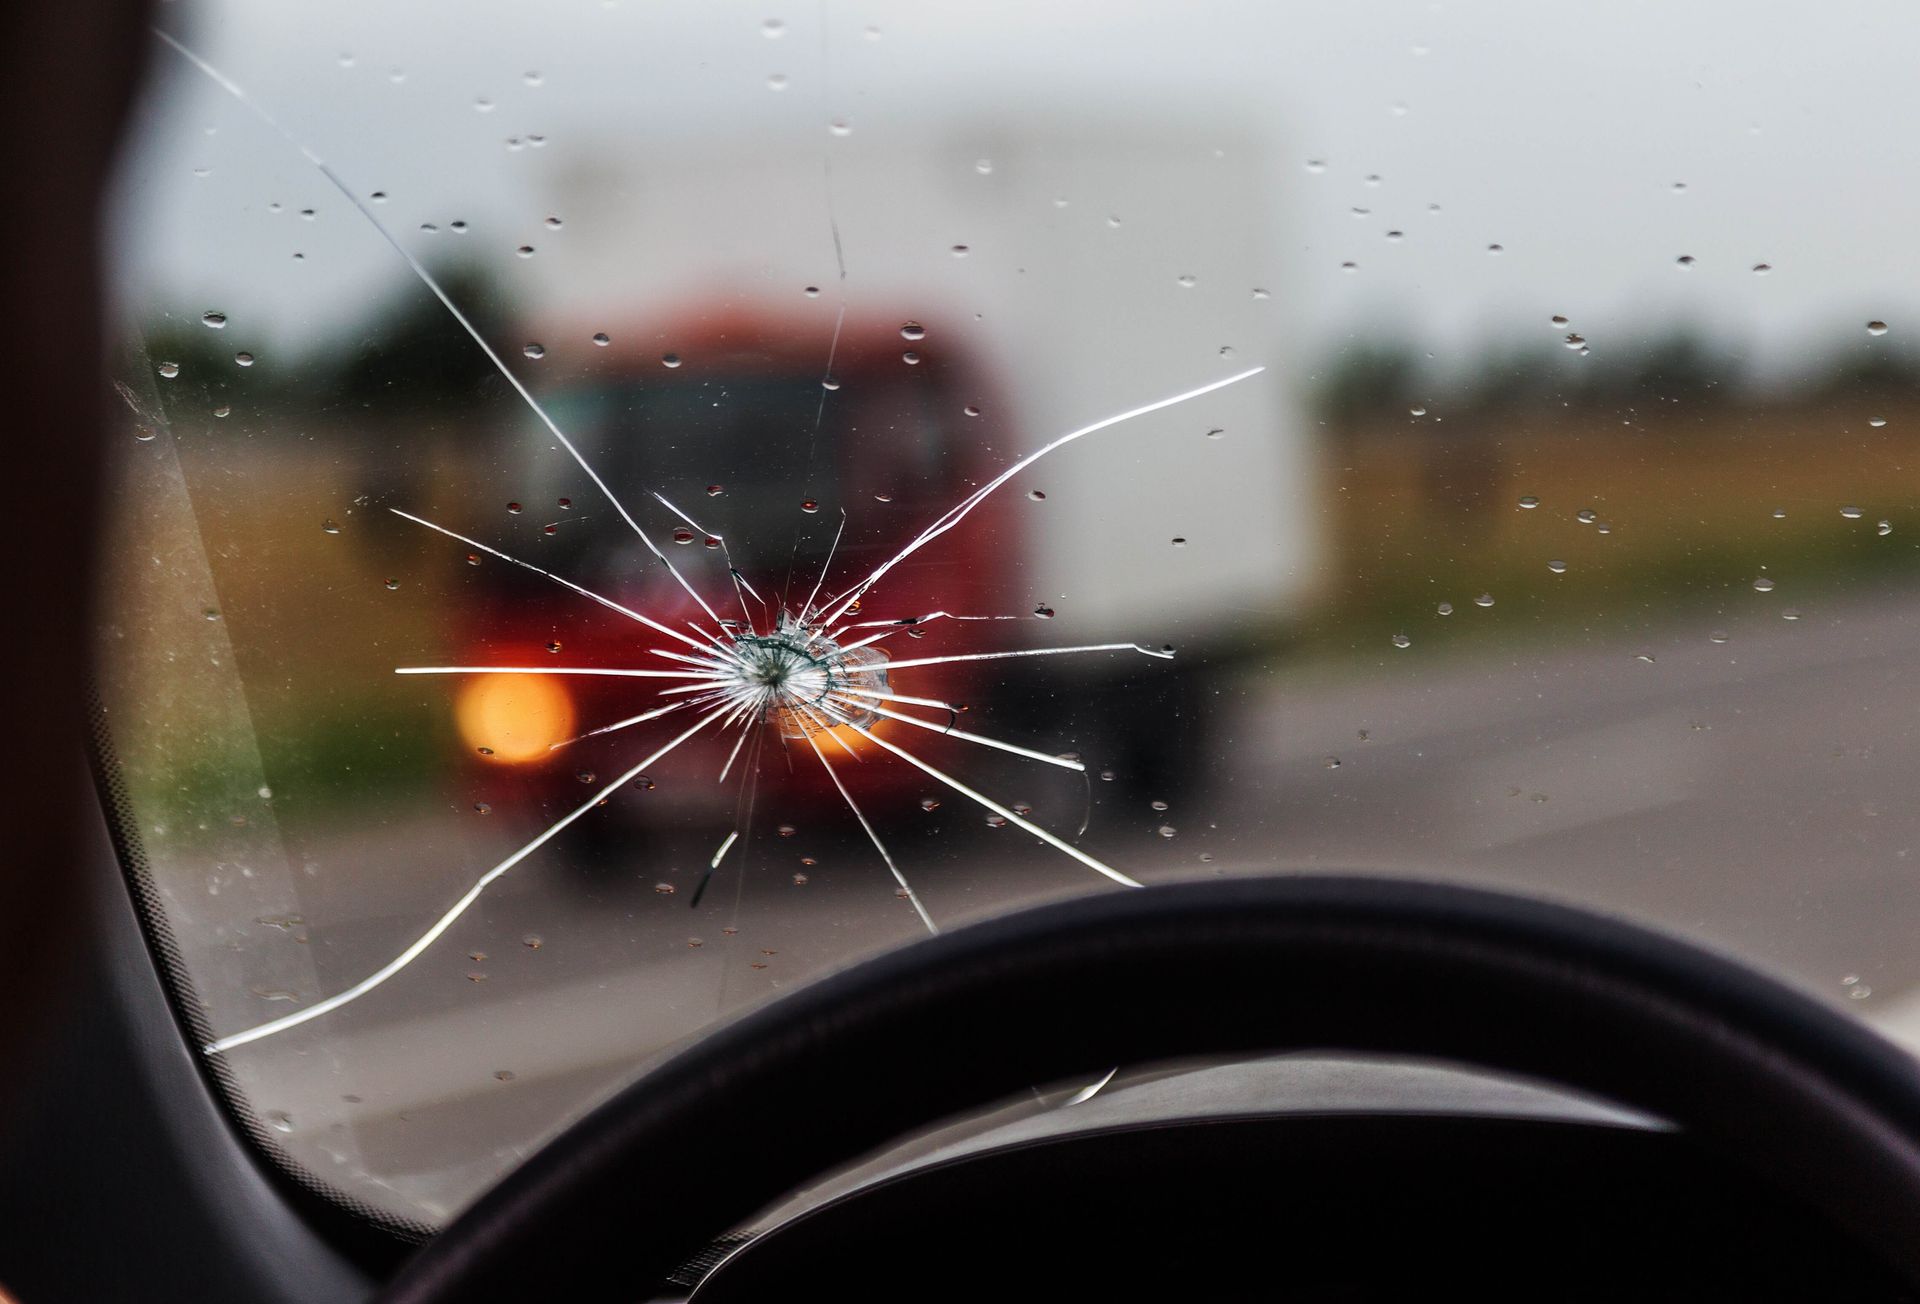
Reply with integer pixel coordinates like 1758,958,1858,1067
241,582,1920,1223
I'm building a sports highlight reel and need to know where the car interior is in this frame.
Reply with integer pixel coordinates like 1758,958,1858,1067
9,2,1920,1300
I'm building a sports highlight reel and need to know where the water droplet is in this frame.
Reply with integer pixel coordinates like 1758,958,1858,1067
493,1069,516,1082
1752,263,1772,275
450,220,468,233
766,73,788,91
1474,593,1495,608
1574,509,1597,525
1385,230,1404,242
1340,261,1359,273
1157,824,1178,838
1252,288,1270,300
1850,984,1873,1000
321,518,341,535
1547,559,1567,574
800,498,819,513
1709,630,1729,644
762,17,785,37
1150,799,1170,812
1409,405,1427,417
299,208,315,221
1205,427,1226,440
1633,653,1656,664
212,405,230,418
1305,158,1326,173
201,311,228,330
1868,321,1889,336
383,578,399,591
1841,506,1863,520
1753,576,1776,592
828,118,851,137
1171,537,1188,548
1879,520,1893,536
1551,314,1569,326
515,245,535,258
467,553,482,566
473,801,492,815
791,873,810,886
234,352,255,367
265,1111,294,1134
1782,608,1803,622
950,244,970,257
158,361,180,379
133,426,156,442
1518,495,1540,509
661,353,681,368
473,98,494,113
543,215,563,230
1391,633,1411,649
901,351,921,365
476,745,493,755
821,376,840,391
974,158,993,175
1676,254,1696,268
1870,416,1887,428
1033,605,1055,619
1771,508,1787,520
1098,769,1117,782
985,814,1008,829
672,527,694,545
653,882,675,895
1176,274,1197,288
545,640,562,654
1486,243,1504,255
557,497,572,510
1027,489,1046,502
523,342,545,359
963,404,981,417
592,332,611,346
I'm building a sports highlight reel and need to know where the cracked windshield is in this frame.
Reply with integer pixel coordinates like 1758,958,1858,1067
99,0,1920,1227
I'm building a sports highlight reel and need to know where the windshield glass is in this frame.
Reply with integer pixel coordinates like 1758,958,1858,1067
98,0,1920,1228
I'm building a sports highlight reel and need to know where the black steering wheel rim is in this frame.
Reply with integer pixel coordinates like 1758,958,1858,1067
380,875,1920,1302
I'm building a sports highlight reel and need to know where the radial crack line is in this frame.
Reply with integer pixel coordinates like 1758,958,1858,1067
868,643,1173,673
202,703,732,1055
389,509,717,656
654,492,761,633
821,706,1142,890
824,692,1082,771
396,666,724,680
797,716,937,934
816,366,1266,627
549,697,699,750
798,507,852,626
826,685,962,712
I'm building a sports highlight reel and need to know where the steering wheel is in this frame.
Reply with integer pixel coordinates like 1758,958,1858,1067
378,876,1920,1301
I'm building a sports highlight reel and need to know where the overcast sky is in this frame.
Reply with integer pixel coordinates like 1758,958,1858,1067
120,0,1920,386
